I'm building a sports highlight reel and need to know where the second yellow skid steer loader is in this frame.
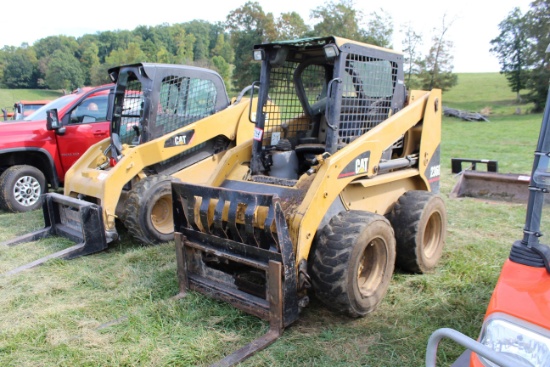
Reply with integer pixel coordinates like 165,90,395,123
171,36,447,365
2,62,256,276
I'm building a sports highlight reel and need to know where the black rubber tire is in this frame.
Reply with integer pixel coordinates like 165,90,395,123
122,175,175,245
0,165,46,212
310,211,396,318
388,190,447,274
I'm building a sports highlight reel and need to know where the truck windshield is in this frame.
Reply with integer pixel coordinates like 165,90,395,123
23,95,78,121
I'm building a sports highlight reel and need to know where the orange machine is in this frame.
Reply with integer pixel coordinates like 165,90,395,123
426,48,550,367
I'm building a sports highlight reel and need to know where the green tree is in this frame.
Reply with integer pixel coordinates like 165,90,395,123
310,0,365,40
45,49,84,90
211,55,232,89
173,25,196,64
211,33,235,64
32,36,80,86
309,1,392,47
3,47,38,88
141,39,159,61
400,22,423,89
153,23,178,55
79,42,101,85
363,9,393,47
156,46,174,64
104,42,147,70
523,0,550,112
490,8,529,102
225,1,276,89
93,42,148,86
0,47,10,86
417,15,457,91
96,30,139,63
89,64,111,86
276,12,310,40
184,20,215,61
33,35,79,59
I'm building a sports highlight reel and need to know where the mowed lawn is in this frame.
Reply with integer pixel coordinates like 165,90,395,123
0,73,543,366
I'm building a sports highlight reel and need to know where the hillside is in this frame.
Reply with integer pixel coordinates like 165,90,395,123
0,72,531,119
0,89,64,113
442,72,532,116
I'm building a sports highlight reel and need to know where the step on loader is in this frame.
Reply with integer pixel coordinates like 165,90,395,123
1,62,257,276
171,36,447,365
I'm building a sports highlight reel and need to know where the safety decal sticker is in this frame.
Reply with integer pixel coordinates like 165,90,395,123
253,127,263,141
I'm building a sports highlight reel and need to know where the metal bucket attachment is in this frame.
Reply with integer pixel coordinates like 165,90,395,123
1,192,108,276
451,170,532,203
172,182,300,365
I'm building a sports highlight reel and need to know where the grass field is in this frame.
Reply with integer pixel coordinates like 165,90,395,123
0,73,543,366
0,89,64,115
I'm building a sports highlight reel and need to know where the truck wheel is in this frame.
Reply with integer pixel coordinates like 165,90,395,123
123,175,174,245
388,191,447,273
310,211,396,318
0,165,46,212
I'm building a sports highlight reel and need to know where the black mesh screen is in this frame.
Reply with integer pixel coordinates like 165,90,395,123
338,54,397,146
152,75,218,140
261,61,326,148
119,79,143,145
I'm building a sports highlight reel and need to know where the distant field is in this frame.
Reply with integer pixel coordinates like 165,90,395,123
0,89,64,112
0,74,544,366
0,73,532,117
443,72,533,116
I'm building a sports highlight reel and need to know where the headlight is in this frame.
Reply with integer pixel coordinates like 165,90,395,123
478,313,550,367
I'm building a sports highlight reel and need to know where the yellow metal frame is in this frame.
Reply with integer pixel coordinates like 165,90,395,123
62,98,257,232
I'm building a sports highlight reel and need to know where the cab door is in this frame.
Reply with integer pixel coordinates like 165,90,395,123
55,90,112,174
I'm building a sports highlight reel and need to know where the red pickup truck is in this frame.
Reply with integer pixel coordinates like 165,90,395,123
0,84,114,212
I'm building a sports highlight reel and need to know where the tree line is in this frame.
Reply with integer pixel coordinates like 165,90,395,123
490,0,550,112
0,0,458,93
0,0,547,110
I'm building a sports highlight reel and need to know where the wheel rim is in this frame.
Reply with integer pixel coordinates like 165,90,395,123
423,212,442,258
357,237,387,298
151,195,173,235
13,175,41,207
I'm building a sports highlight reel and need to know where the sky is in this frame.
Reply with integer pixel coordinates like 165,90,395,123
1,0,533,73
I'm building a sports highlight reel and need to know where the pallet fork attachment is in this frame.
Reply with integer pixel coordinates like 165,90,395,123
176,235,283,367
1,192,107,276
172,182,300,366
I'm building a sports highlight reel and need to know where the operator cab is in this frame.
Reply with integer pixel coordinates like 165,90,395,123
250,36,406,181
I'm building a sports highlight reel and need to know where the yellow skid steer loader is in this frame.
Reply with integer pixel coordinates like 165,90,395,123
171,36,447,365
2,62,257,276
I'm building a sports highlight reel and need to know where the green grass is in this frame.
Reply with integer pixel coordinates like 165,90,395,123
443,73,534,116
0,89,64,111
0,74,545,366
